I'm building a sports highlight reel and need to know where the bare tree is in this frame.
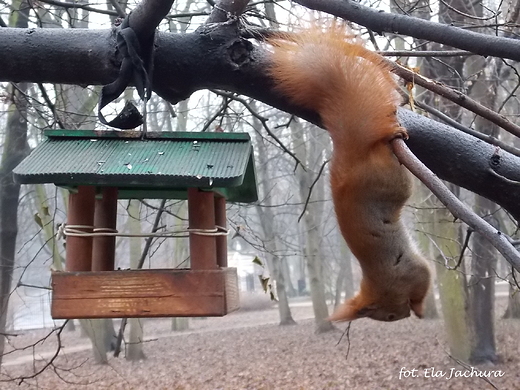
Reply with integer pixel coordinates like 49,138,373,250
0,0,30,366
2,0,520,375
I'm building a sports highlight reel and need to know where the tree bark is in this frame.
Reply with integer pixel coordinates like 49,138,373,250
0,1,30,368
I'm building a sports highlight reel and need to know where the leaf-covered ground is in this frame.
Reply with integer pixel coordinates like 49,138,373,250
1,296,519,389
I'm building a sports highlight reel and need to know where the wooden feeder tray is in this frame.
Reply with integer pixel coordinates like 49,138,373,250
51,268,239,319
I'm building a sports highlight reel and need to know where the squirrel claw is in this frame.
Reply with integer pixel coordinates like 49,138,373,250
392,127,409,140
390,127,409,142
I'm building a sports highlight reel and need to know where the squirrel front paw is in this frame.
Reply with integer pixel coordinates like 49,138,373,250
390,127,409,141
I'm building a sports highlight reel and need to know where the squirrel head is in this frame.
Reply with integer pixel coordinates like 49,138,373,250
328,294,424,322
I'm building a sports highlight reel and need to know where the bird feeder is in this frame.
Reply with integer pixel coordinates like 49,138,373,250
13,130,258,319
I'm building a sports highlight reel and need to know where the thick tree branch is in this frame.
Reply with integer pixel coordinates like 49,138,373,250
400,109,520,222
1,22,520,222
292,0,520,61
414,100,520,158
0,28,119,85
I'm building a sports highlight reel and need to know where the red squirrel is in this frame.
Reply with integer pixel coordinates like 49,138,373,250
268,26,431,322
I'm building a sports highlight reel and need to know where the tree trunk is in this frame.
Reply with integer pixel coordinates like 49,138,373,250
281,256,297,298
252,108,295,326
0,2,30,368
334,239,354,309
170,95,190,332
0,82,28,367
503,271,520,318
466,45,500,363
82,320,110,364
126,200,146,361
291,121,333,333
432,194,471,362
172,200,189,331
407,0,477,358
413,184,438,319
256,206,296,326
468,196,499,363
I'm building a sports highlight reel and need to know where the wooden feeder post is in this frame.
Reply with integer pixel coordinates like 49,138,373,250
65,186,95,272
214,195,228,268
92,187,118,271
187,188,218,270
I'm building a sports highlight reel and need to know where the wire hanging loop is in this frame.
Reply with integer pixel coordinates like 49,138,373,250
97,13,156,131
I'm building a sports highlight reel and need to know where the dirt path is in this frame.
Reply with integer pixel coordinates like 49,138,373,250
1,299,519,389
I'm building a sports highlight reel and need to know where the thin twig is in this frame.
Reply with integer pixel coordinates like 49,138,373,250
389,61,520,138
210,89,305,170
512,267,520,290
448,228,472,270
16,282,52,290
139,200,187,221
37,83,65,129
113,199,167,358
201,94,230,132
11,321,68,385
447,353,499,390
392,139,520,271
38,0,118,16
335,322,352,361
298,159,329,223
379,50,474,57
439,0,498,21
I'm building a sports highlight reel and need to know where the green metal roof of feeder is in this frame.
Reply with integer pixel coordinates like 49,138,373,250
14,130,258,203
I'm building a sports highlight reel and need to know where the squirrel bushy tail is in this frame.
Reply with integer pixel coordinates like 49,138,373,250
268,25,431,322
268,26,402,157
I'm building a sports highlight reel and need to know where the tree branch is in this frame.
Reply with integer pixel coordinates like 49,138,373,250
37,0,119,17
392,138,520,272
414,100,520,158
389,60,520,138
292,0,520,61
399,109,520,222
206,0,250,23
128,0,175,40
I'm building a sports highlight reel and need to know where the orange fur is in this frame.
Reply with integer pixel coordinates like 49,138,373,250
268,26,431,322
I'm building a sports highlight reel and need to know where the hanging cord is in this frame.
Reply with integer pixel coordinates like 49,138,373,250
60,224,229,238
98,13,156,131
